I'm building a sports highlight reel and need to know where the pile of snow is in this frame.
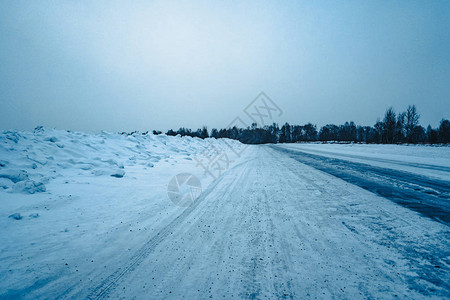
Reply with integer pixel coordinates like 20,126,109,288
0,169,46,194
0,127,242,195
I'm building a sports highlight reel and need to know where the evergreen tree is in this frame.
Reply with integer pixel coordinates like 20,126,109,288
200,127,209,139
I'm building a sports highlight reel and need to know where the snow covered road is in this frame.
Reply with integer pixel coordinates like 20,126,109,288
273,145,450,225
81,147,449,298
1,137,449,299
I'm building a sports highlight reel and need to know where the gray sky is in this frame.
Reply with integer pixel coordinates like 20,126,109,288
1,1,449,132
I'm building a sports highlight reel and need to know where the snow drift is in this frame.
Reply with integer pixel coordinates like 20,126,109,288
0,127,241,194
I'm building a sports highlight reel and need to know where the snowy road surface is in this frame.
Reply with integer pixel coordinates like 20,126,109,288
1,134,449,298
273,145,450,225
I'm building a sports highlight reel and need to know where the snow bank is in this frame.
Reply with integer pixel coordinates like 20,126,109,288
0,127,242,195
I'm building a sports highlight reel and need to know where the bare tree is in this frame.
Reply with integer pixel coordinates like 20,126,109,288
382,107,397,143
395,112,406,143
405,105,420,143
439,119,450,143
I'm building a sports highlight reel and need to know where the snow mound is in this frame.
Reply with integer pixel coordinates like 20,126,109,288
0,170,29,183
0,127,243,194
110,169,126,178
0,169,46,194
12,179,46,194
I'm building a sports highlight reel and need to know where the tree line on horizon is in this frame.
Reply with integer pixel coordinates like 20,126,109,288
147,105,449,144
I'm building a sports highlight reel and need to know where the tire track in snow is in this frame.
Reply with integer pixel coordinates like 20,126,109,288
236,156,295,299
282,145,450,173
85,159,253,299
271,145,450,224
143,162,252,299
265,146,450,296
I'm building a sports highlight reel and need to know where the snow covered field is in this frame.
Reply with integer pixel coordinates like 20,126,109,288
0,130,449,298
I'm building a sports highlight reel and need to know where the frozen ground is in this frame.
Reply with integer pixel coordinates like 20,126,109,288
0,131,449,299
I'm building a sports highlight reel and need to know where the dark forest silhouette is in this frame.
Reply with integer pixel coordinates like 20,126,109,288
136,105,449,144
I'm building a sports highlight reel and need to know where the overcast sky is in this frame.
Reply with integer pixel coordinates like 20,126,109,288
1,1,449,132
